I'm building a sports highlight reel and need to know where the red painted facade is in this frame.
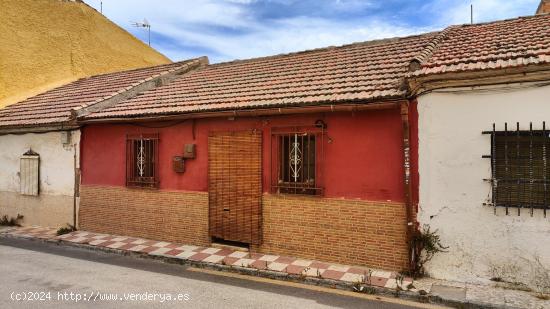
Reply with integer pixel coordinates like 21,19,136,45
81,108,407,202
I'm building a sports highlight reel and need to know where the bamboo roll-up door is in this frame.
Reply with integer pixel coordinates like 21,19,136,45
208,130,262,244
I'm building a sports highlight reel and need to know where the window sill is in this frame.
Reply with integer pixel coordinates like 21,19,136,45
268,192,325,199
125,185,159,190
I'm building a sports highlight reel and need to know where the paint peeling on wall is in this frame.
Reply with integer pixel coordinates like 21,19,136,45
0,130,80,227
417,82,550,287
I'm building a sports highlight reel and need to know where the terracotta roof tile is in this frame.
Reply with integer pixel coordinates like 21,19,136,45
412,14,550,76
85,33,438,119
0,60,200,128
7,14,550,125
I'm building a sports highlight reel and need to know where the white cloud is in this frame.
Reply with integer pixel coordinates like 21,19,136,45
422,0,540,26
86,0,252,28
223,0,257,4
83,0,539,63
158,16,433,62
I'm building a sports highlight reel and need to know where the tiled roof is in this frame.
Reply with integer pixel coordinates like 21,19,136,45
84,33,438,119
5,14,550,125
0,59,200,128
411,14,550,76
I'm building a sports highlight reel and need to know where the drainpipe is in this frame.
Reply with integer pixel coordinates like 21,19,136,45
400,101,417,273
72,131,81,229
73,144,78,228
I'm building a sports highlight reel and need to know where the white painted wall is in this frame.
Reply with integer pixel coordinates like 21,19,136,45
0,130,80,227
417,82,550,286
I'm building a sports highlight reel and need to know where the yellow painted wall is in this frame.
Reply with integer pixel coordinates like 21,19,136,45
0,0,171,108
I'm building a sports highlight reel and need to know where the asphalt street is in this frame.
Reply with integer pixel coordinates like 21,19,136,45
0,237,441,309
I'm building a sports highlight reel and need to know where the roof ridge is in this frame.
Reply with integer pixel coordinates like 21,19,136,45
210,14,550,69
408,26,456,72
71,57,208,118
209,31,440,67
408,13,550,73
72,59,190,83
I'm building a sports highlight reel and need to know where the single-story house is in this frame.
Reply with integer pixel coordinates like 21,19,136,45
2,2,548,281
409,13,550,284
74,11,550,277
0,59,207,227
74,33,438,271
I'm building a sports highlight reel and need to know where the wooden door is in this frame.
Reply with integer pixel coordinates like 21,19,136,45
208,130,262,244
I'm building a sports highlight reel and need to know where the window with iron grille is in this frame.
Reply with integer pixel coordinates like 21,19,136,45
484,122,550,216
126,133,159,188
271,127,324,195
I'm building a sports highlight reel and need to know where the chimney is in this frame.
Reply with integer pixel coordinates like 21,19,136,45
537,0,550,14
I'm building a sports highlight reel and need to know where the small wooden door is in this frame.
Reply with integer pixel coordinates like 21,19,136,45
208,130,262,244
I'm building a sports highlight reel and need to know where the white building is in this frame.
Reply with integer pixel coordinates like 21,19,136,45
0,130,80,227
410,13,550,288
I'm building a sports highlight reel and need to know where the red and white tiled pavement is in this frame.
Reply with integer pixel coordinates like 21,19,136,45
2,226,413,290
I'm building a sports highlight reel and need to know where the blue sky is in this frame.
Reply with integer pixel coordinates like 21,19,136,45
83,0,540,63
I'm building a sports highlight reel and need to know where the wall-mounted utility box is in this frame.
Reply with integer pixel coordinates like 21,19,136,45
173,156,185,173
183,144,196,159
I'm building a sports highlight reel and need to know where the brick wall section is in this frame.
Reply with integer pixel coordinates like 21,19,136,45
80,186,408,271
79,185,209,246
257,194,409,271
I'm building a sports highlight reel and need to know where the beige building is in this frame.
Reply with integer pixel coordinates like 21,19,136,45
0,0,171,108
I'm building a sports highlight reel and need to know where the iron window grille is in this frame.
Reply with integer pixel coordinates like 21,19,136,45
126,133,159,188
271,126,324,195
483,122,550,216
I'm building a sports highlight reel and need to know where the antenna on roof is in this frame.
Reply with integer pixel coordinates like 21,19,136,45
100,1,102,14
470,3,474,24
131,18,151,46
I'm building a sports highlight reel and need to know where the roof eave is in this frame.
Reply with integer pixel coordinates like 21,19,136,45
0,122,79,135
77,99,407,125
407,63,550,96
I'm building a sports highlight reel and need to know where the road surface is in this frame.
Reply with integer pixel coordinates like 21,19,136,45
0,237,440,308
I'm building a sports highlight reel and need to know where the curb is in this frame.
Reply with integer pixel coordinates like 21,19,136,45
0,233,498,308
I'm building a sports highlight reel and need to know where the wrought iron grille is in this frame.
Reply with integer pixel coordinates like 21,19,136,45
126,133,159,188
483,122,550,216
271,127,324,195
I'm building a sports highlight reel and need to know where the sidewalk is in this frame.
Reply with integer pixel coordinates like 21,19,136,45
2,226,549,308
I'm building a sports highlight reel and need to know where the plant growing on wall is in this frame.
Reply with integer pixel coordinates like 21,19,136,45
56,224,77,236
0,214,24,227
410,224,448,278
